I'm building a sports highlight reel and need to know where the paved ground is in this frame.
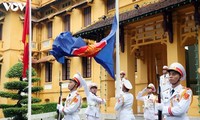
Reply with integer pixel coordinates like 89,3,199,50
83,113,200,120
81,113,200,120
0,112,199,120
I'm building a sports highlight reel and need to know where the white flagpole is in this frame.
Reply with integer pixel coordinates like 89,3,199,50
28,0,32,119
115,0,120,98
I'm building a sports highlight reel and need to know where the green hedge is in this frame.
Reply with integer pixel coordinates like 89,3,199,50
81,102,87,108
3,107,27,118
32,78,40,82
3,102,87,118
32,103,57,114
3,103,57,117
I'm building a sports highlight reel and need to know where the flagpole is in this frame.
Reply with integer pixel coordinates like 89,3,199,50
28,0,32,119
115,0,120,98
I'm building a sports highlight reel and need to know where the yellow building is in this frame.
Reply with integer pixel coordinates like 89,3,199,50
0,0,199,118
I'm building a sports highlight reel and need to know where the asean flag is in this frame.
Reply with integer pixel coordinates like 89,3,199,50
50,16,117,79
72,40,107,57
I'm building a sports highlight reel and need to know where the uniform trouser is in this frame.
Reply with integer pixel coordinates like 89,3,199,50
86,115,100,120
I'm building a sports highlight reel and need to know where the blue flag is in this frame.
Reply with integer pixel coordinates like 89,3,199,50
50,16,117,79
50,32,86,63
94,16,116,79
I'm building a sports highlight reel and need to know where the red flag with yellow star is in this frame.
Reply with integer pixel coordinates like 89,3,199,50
22,0,29,78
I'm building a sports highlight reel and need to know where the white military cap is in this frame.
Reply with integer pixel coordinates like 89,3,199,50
163,65,168,70
147,83,156,92
69,73,84,88
122,78,132,90
120,71,126,75
168,62,186,80
88,82,98,89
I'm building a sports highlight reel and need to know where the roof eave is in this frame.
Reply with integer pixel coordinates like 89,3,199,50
74,0,194,38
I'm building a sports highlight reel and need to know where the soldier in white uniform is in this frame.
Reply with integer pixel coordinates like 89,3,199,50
82,80,106,120
160,66,171,94
115,71,126,98
57,73,84,120
115,78,135,120
156,62,193,120
120,71,126,79
136,83,158,120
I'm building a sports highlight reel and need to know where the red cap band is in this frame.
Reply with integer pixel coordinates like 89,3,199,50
73,77,80,87
176,67,183,76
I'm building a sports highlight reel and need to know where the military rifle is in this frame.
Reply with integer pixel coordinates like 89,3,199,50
155,58,162,120
57,72,62,120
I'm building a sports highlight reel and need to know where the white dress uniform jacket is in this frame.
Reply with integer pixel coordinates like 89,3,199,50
115,79,125,98
57,90,81,120
115,92,135,120
82,81,105,120
162,84,192,120
160,73,171,93
136,89,158,120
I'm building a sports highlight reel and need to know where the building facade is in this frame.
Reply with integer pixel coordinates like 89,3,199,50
0,0,199,118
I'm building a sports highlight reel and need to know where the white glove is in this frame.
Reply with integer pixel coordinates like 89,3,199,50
57,104,60,110
116,96,123,103
77,72,83,80
57,104,63,111
155,103,164,111
102,99,106,104
115,95,119,99
77,72,87,87
20,92,28,96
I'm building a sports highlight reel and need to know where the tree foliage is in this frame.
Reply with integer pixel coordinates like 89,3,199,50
20,98,42,104
6,62,37,78
0,62,43,119
4,81,28,90
0,104,15,109
0,91,21,100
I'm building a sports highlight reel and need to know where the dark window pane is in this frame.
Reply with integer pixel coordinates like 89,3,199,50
135,57,137,72
84,6,91,27
47,22,52,38
31,23,33,41
0,65,1,81
64,15,70,31
185,45,198,95
0,24,2,40
82,57,91,78
45,62,52,82
107,0,115,11
62,58,70,80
